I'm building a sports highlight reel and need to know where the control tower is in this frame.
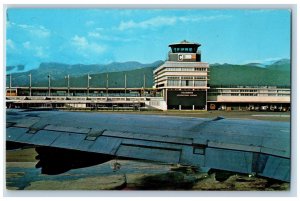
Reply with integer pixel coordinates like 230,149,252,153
154,40,209,110
168,40,201,62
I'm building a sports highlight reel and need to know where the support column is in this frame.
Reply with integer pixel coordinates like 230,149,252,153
205,89,208,111
165,88,168,103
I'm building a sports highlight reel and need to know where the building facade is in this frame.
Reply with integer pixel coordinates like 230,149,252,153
207,86,290,111
153,40,209,110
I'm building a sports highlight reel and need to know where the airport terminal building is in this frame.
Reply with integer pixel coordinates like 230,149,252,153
6,40,291,111
154,40,209,110
153,40,290,111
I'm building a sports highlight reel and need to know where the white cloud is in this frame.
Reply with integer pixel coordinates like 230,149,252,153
6,39,15,50
23,41,31,49
71,35,106,55
88,30,138,42
22,41,47,58
244,9,278,15
119,10,134,16
118,16,177,31
262,57,285,62
85,20,95,26
31,26,50,37
15,23,51,38
118,14,231,31
34,46,45,57
18,24,31,29
243,57,286,65
179,14,232,22
88,31,101,38
71,35,88,48
95,27,104,31
6,21,15,29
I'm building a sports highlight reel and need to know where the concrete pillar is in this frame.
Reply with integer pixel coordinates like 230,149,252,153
179,105,181,110
165,89,168,110
192,105,195,110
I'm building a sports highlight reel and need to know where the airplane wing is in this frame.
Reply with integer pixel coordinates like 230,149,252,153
6,109,290,182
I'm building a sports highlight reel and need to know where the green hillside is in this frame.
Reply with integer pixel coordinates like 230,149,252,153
209,63,290,87
7,59,291,88
7,61,162,88
65,67,155,88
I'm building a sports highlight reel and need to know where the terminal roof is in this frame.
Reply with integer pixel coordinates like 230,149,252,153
169,40,201,47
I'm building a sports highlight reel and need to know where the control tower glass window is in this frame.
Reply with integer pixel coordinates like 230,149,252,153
171,46,198,53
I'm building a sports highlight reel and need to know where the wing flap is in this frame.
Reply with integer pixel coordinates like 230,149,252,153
6,127,28,142
103,130,192,145
50,132,86,149
116,144,181,163
258,155,290,182
205,147,253,174
88,136,122,155
29,130,61,146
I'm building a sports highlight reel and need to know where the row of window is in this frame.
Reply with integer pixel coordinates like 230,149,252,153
195,68,207,71
164,67,207,71
209,89,289,93
208,93,290,97
181,76,193,80
172,47,197,53
167,80,206,87
167,76,207,80
240,90,258,92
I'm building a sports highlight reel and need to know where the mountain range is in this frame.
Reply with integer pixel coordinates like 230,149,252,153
7,61,163,88
209,59,290,87
6,59,290,88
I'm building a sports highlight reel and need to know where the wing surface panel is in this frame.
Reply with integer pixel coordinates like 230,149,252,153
6,109,291,182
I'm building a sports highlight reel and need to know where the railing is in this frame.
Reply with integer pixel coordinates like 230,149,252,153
209,85,291,89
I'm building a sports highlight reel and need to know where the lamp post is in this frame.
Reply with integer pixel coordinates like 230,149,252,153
106,73,109,97
124,73,127,96
87,74,92,97
29,73,32,96
9,73,12,96
65,74,70,96
48,74,51,96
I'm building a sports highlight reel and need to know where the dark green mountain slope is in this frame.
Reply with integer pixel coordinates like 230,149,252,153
265,59,290,72
8,61,163,87
65,67,156,88
7,59,290,88
209,62,290,87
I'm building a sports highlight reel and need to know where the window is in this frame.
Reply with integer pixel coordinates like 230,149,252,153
194,76,206,80
167,76,180,80
195,68,206,71
167,80,180,86
181,67,194,71
166,67,181,71
181,76,193,80
181,80,193,86
194,81,206,86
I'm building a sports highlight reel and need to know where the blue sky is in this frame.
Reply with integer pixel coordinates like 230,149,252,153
6,8,291,72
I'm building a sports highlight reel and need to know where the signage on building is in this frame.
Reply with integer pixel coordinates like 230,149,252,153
178,54,194,61
176,91,197,97
184,54,192,59
167,90,206,109
178,54,183,61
